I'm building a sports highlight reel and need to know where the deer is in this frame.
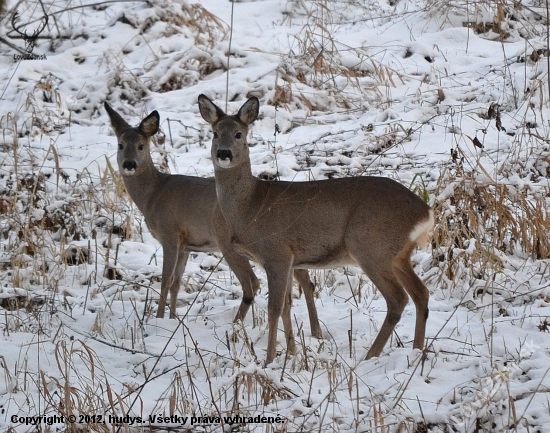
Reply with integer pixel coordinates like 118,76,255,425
104,102,322,338
198,94,434,365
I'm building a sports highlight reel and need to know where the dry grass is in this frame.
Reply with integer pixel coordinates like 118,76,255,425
2,1,550,432
268,1,403,113
425,0,546,40
430,160,549,292
138,0,228,49
0,130,141,316
138,0,230,94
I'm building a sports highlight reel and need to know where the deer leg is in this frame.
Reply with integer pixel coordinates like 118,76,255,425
157,244,183,319
156,256,171,319
293,269,322,339
224,250,261,323
264,261,293,365
392,246,429,351
166,250,189,319
280,271,296,356
361,268,409,360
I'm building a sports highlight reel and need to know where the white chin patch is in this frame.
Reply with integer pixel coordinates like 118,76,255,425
217,158,232,168
123,168,137,175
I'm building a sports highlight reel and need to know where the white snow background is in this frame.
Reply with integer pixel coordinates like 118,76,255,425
1,0,550,432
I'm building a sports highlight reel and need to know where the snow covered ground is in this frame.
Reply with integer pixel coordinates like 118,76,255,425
1,0,550,431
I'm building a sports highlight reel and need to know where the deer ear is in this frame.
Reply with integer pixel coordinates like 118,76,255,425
237,97,259,125
104,102,131,137
139,111,160,137
198,94,225,125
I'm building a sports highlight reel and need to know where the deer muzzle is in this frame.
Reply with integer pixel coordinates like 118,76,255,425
216,149,233,167
122,160,137,174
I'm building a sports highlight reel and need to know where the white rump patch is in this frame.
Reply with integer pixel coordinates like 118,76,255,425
409,209,434,248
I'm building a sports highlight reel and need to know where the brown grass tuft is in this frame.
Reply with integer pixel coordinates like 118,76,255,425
431,164,550,286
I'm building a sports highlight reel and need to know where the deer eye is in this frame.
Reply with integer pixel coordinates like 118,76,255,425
213,132,219,139
138,144,145,151
118,143,123,150
235,132,242,139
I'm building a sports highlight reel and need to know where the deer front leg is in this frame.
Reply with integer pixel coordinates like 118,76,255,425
167,250,189,319
157,244,186,319
224,250,261,323
264,261,294,366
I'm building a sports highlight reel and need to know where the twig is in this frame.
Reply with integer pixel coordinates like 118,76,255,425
49,0,147,17
61,323,152,355
0,34,27,54
225,0,235,110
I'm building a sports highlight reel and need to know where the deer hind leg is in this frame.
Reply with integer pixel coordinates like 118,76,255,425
281,271,296,357
265,261,294,365
357,259,409,360
293,269,323,339
392,244,429,351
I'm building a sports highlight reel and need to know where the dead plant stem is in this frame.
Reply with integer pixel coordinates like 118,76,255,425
225,0,235,111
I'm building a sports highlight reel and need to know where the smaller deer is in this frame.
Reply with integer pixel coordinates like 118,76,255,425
104,102,322,338
199,95,434,365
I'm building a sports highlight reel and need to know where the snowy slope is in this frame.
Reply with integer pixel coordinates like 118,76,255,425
1,0,550,432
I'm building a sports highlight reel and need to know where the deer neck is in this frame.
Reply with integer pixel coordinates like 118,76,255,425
121,164,163,213
214,160,257,224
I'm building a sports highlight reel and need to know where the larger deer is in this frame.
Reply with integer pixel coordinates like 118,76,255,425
198,95,434,365
104,102,322,337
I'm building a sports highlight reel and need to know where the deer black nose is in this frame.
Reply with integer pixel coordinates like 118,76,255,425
217,150,233,162
122,160,137,171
